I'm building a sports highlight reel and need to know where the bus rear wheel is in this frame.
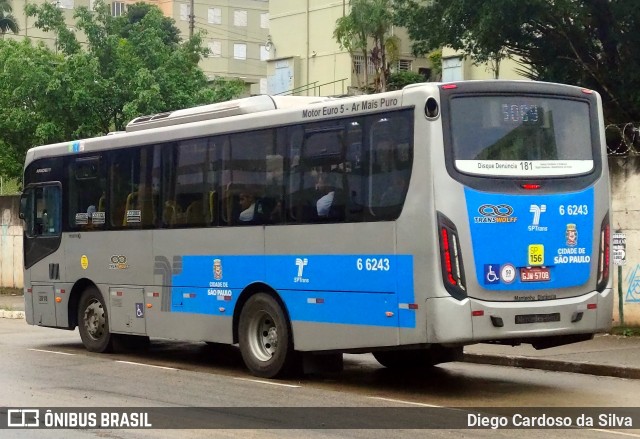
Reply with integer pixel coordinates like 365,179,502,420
78,287,113,353
238,293,298,378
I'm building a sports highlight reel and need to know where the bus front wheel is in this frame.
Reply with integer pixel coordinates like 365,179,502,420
78,287,114,353
238,293,298,378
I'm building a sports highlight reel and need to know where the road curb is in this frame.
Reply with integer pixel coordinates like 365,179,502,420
464,353,640,380
0,309,25,319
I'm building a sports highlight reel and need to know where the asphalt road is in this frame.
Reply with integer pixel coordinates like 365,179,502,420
1,319,639,439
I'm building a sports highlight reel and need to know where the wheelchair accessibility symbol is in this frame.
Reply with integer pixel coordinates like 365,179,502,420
135,303,144,318
484,264,500,285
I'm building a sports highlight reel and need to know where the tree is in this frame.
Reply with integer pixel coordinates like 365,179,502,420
334,5,370,91
0,2,244,179
393,0,640,124
24,1,244,132
334,0,399,93
388,70,426,91
0,40,62,179
0,0,19,37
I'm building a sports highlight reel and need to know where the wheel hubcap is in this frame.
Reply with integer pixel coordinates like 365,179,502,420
248,311,278,362
83,299,105,341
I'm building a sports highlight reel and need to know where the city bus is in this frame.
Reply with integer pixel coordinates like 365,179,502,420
20,81,612,378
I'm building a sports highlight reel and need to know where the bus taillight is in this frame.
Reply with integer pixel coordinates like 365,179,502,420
438,212,467,300
596,213,610,292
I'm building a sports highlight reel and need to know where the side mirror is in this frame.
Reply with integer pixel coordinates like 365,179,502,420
19,192,28,220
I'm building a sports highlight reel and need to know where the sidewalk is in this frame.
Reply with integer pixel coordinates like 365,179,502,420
464,334,640,379
0,294,25,319
1,293,638,379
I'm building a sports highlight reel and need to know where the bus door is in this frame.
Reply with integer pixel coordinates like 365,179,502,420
20,183,62,326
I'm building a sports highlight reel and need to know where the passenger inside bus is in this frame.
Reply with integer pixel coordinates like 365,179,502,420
315,172,335,217
238,191,257,222
316,171,347,220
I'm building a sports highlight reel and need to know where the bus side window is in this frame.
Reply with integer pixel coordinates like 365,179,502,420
69,156,105,230
25,186,61,237
209,190,217,225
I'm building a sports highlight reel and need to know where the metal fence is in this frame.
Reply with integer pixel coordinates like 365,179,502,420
606,123,640,156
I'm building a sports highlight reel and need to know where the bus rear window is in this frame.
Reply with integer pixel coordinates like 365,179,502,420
450,96,594,177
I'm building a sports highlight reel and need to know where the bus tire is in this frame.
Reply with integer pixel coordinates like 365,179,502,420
78,287,113,353
238,293,298,378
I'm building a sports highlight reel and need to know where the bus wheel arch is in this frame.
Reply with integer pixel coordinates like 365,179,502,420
234,284,300,378
68,278,99,330
232,283,292,344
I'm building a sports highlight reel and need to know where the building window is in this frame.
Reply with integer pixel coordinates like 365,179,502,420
234,10,247,27
55,0,74,9
111,1,125,16
180,4,191,22
260,45,269,61
233,43,247,60
207,41,222,58
208,7,222,24
260,13,269,29
442,57,463,81
396,59,412,72
352,54,375,75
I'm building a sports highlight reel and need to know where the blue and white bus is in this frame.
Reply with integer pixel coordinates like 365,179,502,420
20,80,612,377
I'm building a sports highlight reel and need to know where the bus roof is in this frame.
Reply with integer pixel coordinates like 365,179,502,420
125,95,335,133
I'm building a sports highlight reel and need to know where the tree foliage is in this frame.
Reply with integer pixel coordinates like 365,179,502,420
394,0,640,124
0,40,60,178
334,0,399,93
0,0,19,36
0,1,243,179
387,70,426,90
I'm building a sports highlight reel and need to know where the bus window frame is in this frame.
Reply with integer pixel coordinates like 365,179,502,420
439,86,603,193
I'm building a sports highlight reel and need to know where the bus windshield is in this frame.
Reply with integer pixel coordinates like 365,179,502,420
450,95,594,177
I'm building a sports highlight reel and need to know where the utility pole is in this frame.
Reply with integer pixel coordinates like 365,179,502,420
189,0,195,38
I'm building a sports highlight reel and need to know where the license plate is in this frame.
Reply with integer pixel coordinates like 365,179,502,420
515,313,560,324
528,244,544,266
520,266,551,282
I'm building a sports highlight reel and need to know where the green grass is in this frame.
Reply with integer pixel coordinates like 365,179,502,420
0,178,20,195
0,287,22,296
610,326,640,337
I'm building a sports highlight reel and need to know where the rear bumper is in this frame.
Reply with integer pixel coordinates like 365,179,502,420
426,288,613,345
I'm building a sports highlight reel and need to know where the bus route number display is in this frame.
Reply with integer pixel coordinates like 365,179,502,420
502,103,541,125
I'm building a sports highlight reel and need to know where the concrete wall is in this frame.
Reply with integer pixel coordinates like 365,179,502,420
610,158,640,326
0,196,23,289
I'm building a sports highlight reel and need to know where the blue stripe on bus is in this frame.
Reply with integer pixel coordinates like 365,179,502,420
170,254,415,328
464,187,594,290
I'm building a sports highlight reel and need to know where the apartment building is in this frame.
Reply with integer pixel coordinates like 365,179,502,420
267,0,431,96
441,47,527,81
7,1,518,97
5,0,270,89
158,0,269,87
